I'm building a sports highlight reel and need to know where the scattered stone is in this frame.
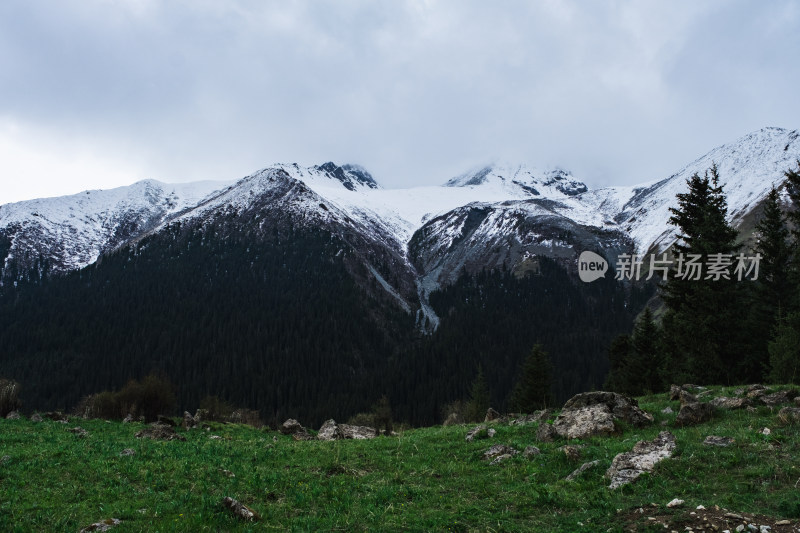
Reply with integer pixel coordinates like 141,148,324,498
565,460,600,481
119,449,135,457
193,409,208,424
679,390,698,405
704,435,735,447
522,446,541,458
761,390,798,406
317,419,342,441
156,415,176,427
747,384,767,399
676,401,714,426
483,444,518,463
339,424,377,440
78,518,121,532
219,468,236,478
221,497,259,522
697,505,706,510
134,423,186,441
485,407,502,422
552,404,616,440
510,409,552,426
666,498,684,508
777,407,800,425
67,426,89,438
775,520,791,525
661,406,674,414
122,414,134,423
536,422,556,443
30,413,42,422
761,427,771,436
562,391,654,427
42,411,68,422
182,411,196,429
487,428,496,438
209,435,222,440
558,445,583,461
710,396,751,410
5,410,20,420
465,424,490,442
489,454,513,465
606,431,677,489
280,419,313,440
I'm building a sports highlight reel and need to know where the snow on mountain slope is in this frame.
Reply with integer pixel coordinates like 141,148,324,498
610,127,800,254
0,179,231,276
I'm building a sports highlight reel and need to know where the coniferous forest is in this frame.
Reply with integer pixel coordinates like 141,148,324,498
0,209,643,427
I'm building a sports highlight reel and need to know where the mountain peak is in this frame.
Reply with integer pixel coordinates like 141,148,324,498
312,162,380,191
444,162,588,197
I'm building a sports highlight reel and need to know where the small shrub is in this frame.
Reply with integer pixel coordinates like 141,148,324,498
74,374,176,422
0,378,21,417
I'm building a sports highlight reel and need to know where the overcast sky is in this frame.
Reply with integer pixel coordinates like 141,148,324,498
1,0,798,204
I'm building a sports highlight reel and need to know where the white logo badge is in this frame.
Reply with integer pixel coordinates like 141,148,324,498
578,251,608,282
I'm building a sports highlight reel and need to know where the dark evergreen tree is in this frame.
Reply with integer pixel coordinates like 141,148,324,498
508,345,554,412
743,187,791,381
660,165,743,385
604,334,632,393
768,312,800,384
604,307,662,395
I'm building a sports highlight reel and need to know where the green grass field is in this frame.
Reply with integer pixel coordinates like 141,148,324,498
2,386,800,532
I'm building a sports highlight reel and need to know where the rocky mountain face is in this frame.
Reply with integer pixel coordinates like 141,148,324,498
1,127,799,321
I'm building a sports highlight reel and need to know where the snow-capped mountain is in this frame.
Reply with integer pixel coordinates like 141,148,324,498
1,127,799,320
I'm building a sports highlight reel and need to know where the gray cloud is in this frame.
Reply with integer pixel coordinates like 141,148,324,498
1,0,799,203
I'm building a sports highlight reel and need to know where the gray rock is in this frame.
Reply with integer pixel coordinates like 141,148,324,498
483,444,518,462
182,411,196,429
606,431,677,489
679,390,698,405
566,460,600,481
30,413,42,422
317,419,342,441
484,408,502,422
553,404,616,440
522,446,541,458
119,448,136,457
42,411,68,422
761,390,797,406
536,422,557,443
156,415,176,427
5,411,20,420
661,406,673,414
747,384,768,399
78,518,121,532
67,426,88,438
122,414,134,423
710,396,751,410
703,435,735,447
558,445,583,461
676,402,714,426
339,424,377,440
562,391,653,427
280,419,313,440
777,407,800,425
465,424,490,442
221,497,260,522
135,423,186,441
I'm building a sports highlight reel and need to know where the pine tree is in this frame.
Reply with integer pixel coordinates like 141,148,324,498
743,187,791,381
509,345,554,412
660,165,743,385
604,308,662,395
768,312,800,384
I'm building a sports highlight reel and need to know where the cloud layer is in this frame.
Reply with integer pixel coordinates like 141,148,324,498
1,0,798,203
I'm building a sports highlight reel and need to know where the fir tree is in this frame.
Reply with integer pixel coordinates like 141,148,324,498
509,345,554,412
660,165,743,385
604,308,662,395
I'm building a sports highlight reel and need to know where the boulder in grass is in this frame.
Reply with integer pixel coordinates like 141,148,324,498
135,423,186,441
606,431,676,489
484,408,502,422
778,407,800,425
553,404,616,440
709,396,751,410
221,497,259,522
562,391,653,427
280,419,313,440
5,411,20,420
79,518,121,532
536,422,557,443
339,424,377,440
676,402,714,426
465,424,490,442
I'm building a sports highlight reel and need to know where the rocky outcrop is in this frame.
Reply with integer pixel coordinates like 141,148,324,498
562,391,654,427
465,424,494,442
709,397,750,410
606,431,677,489
280,419,313,440
5,411,20,420
536,422,557,443
761,390,798,406
676,401,714,426
316,419,376,440
553,404,616,439
484,408,502,422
